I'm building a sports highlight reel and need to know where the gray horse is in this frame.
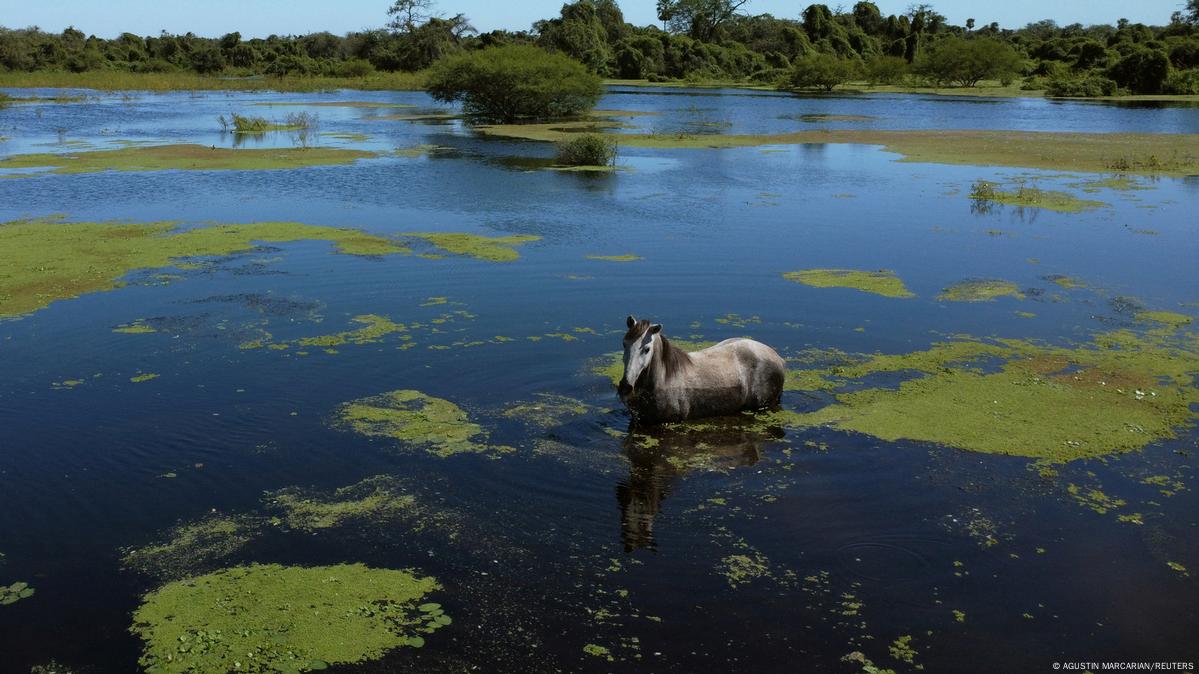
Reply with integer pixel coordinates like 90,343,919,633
618,316,787,423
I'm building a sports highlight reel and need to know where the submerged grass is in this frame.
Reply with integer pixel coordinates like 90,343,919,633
938,279,1024,302
783,269,914,298
475,125,1199,176
266,476,420,532
0,144,373,178
131,563,445,674
969,180,1106,212
403,233,540,262
0,219,407,318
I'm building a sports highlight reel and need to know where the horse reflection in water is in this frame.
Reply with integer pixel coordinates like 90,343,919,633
615,419,786,552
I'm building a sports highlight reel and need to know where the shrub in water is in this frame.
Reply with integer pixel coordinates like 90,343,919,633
555,133,617,167
425,45,602,122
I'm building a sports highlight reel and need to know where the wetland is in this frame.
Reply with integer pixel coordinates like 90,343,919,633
0,84,1197,673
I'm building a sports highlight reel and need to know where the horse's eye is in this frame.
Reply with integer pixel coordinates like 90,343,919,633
641,347,650,354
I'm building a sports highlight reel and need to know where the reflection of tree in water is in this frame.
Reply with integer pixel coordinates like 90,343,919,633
615,418,785,552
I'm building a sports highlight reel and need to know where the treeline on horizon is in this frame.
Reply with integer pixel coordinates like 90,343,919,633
2,0,1199,97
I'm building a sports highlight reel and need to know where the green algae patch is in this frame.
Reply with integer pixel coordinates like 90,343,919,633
783,268,914,299
296,314,406,348
267,475,420,532
969,180,1106,213
0,580,35,605
113,319,157,334
0,144,375,178
130,373,159,383
938,279,1024,302
1137,310,1193,328
1069,175,1150,192
586,254,641,262
719,552,771,588
583,643,614,661
122,514,259,581
334,389,512,457
784,328,1199,463
401,232,539,262
131,563,446,674
1046,274,1085,290
503,394,591,428
0,219,408,318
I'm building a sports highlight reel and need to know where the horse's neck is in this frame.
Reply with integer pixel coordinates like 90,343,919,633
648,337,675,390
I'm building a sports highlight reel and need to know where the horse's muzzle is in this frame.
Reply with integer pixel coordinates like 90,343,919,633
617,380,633,397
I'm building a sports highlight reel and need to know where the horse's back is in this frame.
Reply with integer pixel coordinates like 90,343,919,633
687,337,786,407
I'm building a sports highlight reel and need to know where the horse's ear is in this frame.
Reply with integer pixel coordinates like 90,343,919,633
626,315,636,329
649,323,662,335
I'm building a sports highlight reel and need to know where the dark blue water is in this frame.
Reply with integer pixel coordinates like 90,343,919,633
1,86,1197,673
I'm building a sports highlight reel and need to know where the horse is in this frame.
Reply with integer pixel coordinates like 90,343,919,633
617,315,787,424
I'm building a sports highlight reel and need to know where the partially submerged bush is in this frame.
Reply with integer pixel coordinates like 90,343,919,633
555,133,617,167
425,45,602,122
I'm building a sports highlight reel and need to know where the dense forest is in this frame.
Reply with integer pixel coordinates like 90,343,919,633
2,0,1199,96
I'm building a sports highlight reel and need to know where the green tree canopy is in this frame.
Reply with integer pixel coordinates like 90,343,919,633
916,37,1022,86
785,52,858,91
425,44,603,122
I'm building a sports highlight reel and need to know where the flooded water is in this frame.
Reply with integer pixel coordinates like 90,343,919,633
1,86,1197,673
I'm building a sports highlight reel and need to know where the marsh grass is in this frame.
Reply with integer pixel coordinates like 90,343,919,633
555,133,617,167
0,69,426,92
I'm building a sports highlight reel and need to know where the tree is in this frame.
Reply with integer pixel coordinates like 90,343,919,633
784,52,858,91
398,14,474,70
915,37,1021,86
1107,47,1171,93
1185,0,1199,25
656,0,750,41
388,0,436,33
425,45,603,122
536,1,614,73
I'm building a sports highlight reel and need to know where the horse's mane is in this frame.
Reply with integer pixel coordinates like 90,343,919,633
626,319,692,381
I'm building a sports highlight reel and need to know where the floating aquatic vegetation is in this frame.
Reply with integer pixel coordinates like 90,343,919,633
334,389,513,457
131,563,446,674
715,313,761,328
1137,310,1192,327
841,651,897,674
113,319,157,334
585,254,641,262
719,552,771,588
1167,561,1189,576
502,394,591,429
1067,483,1126,515
402,232,539,262
130,373,159,383
0,580,35,605
296,314,406,347
1069,175,1150,192
1045,274,1084,290
888,635,918,665
0,144,374,178
937,279,1024,302
583,643,614,661
782,269,914,299
782,326,1199,463
122,513,259,581
265,475,421,532
0,219,408,318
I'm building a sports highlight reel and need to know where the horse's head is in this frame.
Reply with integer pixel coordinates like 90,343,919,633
620,315,661,398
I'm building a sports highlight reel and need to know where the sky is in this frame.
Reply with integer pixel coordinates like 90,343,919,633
0,0,1184,39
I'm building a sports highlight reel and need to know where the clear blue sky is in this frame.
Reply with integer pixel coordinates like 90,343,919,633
0,0,1183,39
